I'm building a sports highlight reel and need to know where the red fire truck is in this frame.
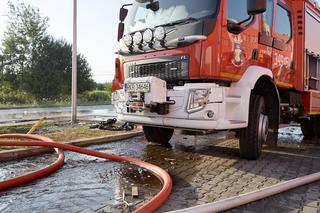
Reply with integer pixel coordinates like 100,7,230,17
112,0,320,159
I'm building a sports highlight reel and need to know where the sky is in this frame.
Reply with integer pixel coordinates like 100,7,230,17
0,0,128,83
0,0,320,83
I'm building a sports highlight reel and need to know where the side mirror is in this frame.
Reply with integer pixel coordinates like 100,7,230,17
118,22,125,41
119,7,128,22
118,4,132,41
247,0,267,15
146,1,159,12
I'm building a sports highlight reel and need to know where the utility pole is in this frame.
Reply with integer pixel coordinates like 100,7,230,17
71,0,78,123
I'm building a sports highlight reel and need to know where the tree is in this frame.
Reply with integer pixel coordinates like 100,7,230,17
1,2,95,100
96,83,106,91
1,2,49,89
105,82,112,92
28,38,95,98
25,38,67,99
24,38,95,100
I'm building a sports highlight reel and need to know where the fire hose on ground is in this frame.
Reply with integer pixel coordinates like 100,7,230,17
0,134,320,213
0,134,172,213
169,171,320,213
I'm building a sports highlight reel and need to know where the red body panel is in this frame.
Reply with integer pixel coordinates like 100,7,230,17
303,91,320,114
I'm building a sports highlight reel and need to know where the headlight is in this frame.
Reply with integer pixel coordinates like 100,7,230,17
143,29,153,43
123,34,133,47
154,26,166,41
187,89,210,113
133,31,143,45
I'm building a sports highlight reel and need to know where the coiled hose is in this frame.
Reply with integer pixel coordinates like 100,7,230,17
0,134,172,213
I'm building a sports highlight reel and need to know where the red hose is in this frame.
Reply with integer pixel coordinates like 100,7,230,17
0,134,172,213
0,134,65,191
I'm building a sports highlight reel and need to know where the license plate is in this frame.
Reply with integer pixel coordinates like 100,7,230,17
125,82,150,93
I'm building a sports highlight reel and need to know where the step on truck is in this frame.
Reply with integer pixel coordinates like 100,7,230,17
112,0,320,159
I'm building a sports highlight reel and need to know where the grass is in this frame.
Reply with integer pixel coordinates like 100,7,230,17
0,121,125,151
0,124,32,134
43,126,122,142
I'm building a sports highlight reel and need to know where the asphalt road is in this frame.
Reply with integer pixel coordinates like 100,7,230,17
1,127,320,213
0,105,116,124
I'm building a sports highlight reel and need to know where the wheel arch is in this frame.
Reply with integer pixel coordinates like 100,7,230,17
232,65,280,146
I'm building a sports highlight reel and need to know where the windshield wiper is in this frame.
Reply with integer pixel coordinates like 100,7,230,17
158,17,198,27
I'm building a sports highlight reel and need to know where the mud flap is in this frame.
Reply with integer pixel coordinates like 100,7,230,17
266,98,279,147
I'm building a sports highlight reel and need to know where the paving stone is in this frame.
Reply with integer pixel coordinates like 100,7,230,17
79,209,96,213
301,206,319,213
305,201,320,208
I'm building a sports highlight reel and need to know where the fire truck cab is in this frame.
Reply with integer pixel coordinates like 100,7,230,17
112,0,320,159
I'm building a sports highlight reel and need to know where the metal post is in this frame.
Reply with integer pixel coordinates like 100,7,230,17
71,0,78,123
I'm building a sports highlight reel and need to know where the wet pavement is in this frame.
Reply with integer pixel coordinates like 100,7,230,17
0,105,115,124
1,127,320,213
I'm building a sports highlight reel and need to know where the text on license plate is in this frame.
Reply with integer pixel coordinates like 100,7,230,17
125,82,150,93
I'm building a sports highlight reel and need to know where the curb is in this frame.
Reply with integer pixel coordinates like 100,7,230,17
0,130,143,162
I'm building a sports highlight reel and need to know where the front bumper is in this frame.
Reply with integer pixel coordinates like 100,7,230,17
112,79,251,131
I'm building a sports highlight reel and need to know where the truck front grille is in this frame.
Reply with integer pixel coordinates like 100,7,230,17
125,55,189,81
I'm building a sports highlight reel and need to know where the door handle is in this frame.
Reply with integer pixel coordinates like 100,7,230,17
273,38,287,51
258,32,273,47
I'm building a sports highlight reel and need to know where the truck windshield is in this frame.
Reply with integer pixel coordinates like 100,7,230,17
125,0,220,33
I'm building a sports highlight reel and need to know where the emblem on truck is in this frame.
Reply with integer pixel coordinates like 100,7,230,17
232,36,244,67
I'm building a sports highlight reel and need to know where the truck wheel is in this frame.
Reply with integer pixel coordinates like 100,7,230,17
239,95,268,160
300,118,315,139
143,126,174,145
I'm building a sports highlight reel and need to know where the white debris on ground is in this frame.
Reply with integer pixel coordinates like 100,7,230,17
278,125,304,144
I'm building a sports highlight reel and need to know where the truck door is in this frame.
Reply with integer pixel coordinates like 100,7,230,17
272,1,294,88
221,0,260,80
258,0,274,70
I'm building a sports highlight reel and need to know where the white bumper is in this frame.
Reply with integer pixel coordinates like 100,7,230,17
112,78,251,130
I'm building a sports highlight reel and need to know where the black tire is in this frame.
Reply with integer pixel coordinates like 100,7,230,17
301,118,315,139
143,126,174,145
239,95,269,160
